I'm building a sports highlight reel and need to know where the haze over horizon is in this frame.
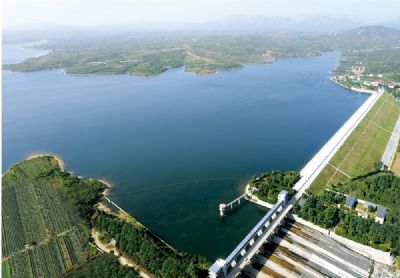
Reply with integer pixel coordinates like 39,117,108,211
3,0,400,30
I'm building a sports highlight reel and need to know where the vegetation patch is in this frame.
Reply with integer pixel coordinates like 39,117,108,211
334,172,400,223
2,261,11,278
250,171,300,203
93,211,210,277
293,190,400,255
66,253,138,278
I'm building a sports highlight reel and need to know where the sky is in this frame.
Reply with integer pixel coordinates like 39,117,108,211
3,0,400,29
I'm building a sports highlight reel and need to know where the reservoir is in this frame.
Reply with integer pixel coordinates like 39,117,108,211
2,44,368,260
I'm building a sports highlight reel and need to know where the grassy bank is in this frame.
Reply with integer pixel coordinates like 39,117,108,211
309,92,400,194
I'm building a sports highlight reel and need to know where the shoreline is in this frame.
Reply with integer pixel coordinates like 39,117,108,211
1,153,66,174
330,77,377,95
244,184,274,209
91,228,154,278
23,154,178,253
27,153,65,171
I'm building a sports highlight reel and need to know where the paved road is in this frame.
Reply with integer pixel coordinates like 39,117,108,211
381,115,400,167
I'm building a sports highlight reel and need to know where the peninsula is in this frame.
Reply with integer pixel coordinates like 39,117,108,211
1,155,209,278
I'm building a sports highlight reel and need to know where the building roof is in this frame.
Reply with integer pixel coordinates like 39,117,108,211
376,206,387,219
345,195,357,208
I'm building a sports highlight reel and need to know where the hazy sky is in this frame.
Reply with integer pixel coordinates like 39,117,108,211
3,0,400,29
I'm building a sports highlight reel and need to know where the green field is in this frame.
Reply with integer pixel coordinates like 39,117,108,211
2,261,11,278
1,156,95,278
309,92,400,194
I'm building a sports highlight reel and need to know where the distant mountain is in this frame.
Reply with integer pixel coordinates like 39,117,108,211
341,25,400,37
339,25,400,44
4,17,400,45
332,25,400,50
196,15,364,34
382,18,400,29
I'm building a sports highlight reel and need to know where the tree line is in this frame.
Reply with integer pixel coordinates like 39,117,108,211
93,211,209,278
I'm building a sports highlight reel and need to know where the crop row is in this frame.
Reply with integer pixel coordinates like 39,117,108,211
13,180,49,244
34,179,76,235
2,186,27,257
8,229,89,278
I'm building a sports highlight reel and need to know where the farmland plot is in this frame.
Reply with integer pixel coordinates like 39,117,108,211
2,156,96,277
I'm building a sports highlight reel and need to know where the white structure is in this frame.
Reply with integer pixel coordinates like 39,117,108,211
219,188,258,217
209,191,288,278
219,204,227,217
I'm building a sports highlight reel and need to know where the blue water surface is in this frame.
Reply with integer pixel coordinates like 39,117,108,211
3,45,367,259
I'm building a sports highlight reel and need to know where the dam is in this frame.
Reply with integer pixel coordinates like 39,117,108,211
209,91,382,277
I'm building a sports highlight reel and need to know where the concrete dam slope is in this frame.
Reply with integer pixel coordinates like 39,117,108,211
209,92,382,277
242,220,372,278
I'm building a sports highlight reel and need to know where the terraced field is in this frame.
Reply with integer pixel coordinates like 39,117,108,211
309,92,400,194
1,156,95,278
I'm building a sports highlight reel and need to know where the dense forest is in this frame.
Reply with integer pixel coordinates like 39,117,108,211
66,253,138,278
250,171,299,203
293,191,400,255
60,174,107,221
93,211,209,278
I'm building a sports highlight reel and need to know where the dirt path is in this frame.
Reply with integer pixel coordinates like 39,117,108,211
92,229,154,278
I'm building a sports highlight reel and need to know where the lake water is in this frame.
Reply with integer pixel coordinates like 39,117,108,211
2,44,368,260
